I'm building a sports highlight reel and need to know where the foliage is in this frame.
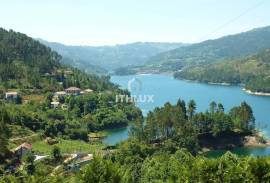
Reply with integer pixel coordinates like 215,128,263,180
130,99,255,154
0,103,10,161
51,146,62,163
79,157,122,183
22,151,35,175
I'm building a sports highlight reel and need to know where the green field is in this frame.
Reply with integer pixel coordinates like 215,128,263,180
32,139,105,155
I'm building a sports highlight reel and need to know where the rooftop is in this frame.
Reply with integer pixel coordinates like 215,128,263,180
65,87,81,91
13,142,32,152
6,91,18,95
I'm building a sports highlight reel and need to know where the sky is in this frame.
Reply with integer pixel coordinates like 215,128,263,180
1,0,270,46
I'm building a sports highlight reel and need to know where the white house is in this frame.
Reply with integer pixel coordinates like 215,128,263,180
51,101,60,108
84,89,93,93
5,92,18,100
55,91,67,97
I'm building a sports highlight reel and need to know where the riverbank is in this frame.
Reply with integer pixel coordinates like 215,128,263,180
175,77,270,97
244,133,270,147
207,82,232,86
199,131,270,154
243,88,270,96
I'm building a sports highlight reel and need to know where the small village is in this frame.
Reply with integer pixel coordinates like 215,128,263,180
2,74,102,175
3,93,93,174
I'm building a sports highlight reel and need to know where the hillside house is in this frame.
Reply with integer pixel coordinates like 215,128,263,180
13,143,32,158
84,89,93,93
55,91,67,97
5,92,18,100
51,101,60,108
65,87,81,95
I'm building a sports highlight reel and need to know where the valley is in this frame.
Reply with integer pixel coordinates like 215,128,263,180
2,24,270,183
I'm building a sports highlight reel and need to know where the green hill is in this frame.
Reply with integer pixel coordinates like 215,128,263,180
175,49,270,93
0,28,118,92
0,28,142,148
146,26,270,72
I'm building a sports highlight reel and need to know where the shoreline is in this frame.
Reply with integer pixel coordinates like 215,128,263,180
207,82,232,86
243,88,270,96
200,132,270,154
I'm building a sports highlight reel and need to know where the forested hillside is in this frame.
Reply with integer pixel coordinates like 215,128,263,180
175,49,270,93
0,28,142,169
0,28,121,92
146,25,270,72
39,40,185,71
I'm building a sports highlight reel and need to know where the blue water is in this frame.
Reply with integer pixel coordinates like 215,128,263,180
103,74,270,156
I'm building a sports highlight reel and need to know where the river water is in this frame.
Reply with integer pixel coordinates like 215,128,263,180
103,74,270,156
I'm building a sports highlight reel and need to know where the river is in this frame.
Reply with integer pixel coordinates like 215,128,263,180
103,74,270,156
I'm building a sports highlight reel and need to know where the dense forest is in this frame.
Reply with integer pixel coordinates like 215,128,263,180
142,25,270,73
175,49,270,93
131,99,256,154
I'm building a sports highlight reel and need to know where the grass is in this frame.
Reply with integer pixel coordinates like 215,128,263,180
32,139,105,155
8,125,34,138
8,125,40,150
89,131,108,138
22,94,45,102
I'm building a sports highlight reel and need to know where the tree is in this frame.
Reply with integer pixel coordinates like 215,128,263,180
210,101,217,113
230,101,255,132
80,157,121,183
23,151,35,175
52,146,62,163
0,105,9,161
217,103,224,113
176,99,187,119
187,100,196,119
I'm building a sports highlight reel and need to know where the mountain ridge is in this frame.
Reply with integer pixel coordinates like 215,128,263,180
145,25,270,72
38,39,187,71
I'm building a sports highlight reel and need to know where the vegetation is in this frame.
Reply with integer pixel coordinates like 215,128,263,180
3,145,270,182
130,99,255,154
0,28,141,174
23,151,36,175
0,28,142,142
175,49,270,93
0,104,10,162
32,139,104,154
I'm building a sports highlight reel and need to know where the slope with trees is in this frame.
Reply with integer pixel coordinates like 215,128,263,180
175,49,270,93
0,28,142,164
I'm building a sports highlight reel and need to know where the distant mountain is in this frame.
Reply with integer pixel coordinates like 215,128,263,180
146,26,270,72
38,40,186,71
175,49,270,93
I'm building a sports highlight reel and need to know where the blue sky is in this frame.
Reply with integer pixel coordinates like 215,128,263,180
1,0,270,46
